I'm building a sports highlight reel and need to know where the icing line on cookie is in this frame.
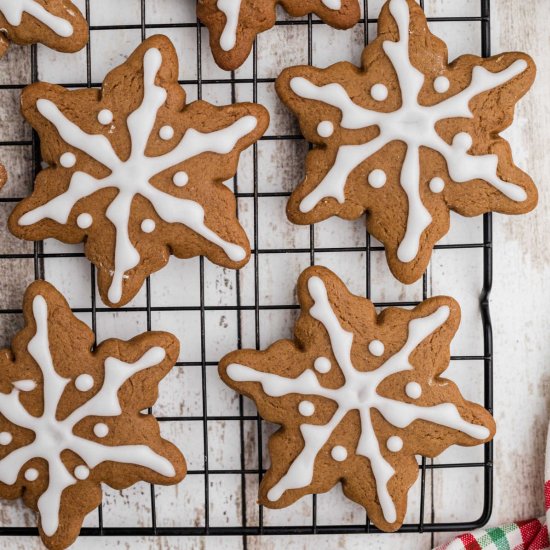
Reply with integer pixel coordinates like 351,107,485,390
289,0,528,263
19,47,255,304
217,0,347,51
217,0,242,51
321,0,343,9
0,0,74,37
227,275,489,523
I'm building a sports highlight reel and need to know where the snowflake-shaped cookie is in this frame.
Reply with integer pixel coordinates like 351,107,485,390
0,280,185,550
219,266,495,531
0,0,88,57
276,0,537,284
9,35,268,307
197,0,361,70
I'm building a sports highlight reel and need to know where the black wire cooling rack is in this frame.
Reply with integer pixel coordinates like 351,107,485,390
0,0,493,544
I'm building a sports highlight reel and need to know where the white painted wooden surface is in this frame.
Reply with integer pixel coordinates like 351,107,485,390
0,0,548,548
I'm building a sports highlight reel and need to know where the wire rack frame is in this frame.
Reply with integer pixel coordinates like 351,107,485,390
0,0,493,543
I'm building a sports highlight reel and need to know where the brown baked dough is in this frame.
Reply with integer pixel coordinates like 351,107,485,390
9,34,269,307
0,0,88,57
0,280,186,550
219,265,495,531
276,0,537,284
197,0,361,70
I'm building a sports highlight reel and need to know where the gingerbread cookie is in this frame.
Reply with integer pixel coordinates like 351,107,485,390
197,0,361,71
0,0,88,57
0,280,185,550
9,35,268,307
0,163,7,190
219,266,495,532
276,0,537,284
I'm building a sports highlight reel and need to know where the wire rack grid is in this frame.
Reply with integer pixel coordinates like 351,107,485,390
0,0,493,544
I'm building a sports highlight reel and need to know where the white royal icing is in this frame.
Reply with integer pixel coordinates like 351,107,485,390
322,0,343,9
317,121,334,138
159,125,174,140
97,109,113,125
314,356,331,374
289,0,528,263
216,0,345,51
0,432,12,445
13,380,36,392
75,374,94,392
24,468,39,481
93,423,109,438
226,276,490,523
298,401,315,417
76,213,93,229
18,47,254,304
429,176,445,193
0,294,176,537
141,219,156,233
434,76,450,93
331,445,347,461
0,0,74,37
217,0,241,51
60,152,76,168
74,465,89,480
386,435,403,452
405,381,422,399
173,171,189,187
368,339,385,356
368,169,386,189
370,83,388,101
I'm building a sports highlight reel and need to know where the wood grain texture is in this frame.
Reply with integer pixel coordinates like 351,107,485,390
484,0,550,532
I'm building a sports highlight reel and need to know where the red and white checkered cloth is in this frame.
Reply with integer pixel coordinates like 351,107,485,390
435,423,550,550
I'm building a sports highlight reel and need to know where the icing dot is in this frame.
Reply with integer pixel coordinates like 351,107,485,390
93,423,109,438
387,436,403,453
24,468,39,481
173,171,189,187
97,109,113,125
331,445,348,461
317,120,334,138
76,213,93,229
159,125,174,140
368,340,385,357
370,83,388,101
141,219,156,233
368,169,386,189
75,374,94,392
405,381,422,399
434,76,450,93
74,465,90,480
313,357,331,374
298,400,315,417
0,432,12,445
429,177,445,193
453,132,473,151
60,152,76,168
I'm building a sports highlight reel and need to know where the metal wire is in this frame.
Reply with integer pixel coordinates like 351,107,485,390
0,0,493,540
